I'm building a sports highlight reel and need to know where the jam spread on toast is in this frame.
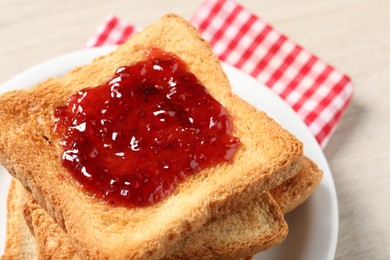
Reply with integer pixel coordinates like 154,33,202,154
54,48,240,207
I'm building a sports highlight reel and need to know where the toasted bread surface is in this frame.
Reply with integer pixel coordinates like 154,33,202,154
0,14,302,259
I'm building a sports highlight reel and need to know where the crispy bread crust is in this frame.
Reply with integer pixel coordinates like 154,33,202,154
6,179,288,260
0,14,303,259
270,157,323,214
1,181,36,260
22,188,286,260
23,192,79,260
163,193,287,259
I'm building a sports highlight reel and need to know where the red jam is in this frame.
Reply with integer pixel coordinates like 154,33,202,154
54,48,240,207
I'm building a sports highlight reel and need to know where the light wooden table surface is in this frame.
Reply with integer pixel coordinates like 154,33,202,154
1,0,389,259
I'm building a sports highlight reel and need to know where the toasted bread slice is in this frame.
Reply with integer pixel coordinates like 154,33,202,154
2,157,321,259
2,180,283,260
1,180,36,260
23,186,80,260
25,187,285,260
0,14,302,259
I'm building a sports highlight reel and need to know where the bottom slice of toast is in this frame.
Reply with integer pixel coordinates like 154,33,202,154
1,179,37,260
164,157,322,259
6,181,285,260
1,157,322,260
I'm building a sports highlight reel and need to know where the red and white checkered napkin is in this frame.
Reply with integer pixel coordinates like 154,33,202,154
86,0,353,147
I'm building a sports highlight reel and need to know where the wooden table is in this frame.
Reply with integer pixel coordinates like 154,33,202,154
1,0,389,259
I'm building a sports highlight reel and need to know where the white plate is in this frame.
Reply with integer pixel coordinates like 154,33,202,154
0,47,338,260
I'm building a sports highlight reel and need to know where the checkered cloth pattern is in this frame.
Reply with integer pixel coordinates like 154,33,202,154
85,0,353,147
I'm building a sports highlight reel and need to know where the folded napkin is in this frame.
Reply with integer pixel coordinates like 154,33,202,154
86,0,353,148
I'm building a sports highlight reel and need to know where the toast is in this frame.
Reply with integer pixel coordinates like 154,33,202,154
0,14,303,259
1,180,36,260
2,157,322,259
163,157,322,259
1,180,283,260
23,184,284,260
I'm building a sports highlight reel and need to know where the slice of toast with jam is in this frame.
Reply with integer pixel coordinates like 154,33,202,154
0,14,303,259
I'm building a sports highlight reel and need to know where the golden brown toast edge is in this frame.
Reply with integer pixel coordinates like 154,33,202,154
164,156,322,258
8,180,284,260
3,156,321,259
270,157,323,214
1,180,36,260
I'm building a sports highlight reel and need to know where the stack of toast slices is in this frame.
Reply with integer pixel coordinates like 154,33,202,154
0,14,323,259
